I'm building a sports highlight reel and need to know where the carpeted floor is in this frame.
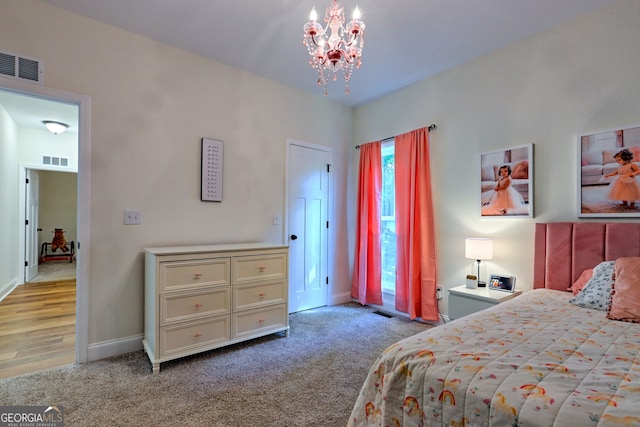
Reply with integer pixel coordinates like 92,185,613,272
0,302,434,426
29,261,76,283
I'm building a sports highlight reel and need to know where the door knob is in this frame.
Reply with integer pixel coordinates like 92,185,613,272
290,234,298,240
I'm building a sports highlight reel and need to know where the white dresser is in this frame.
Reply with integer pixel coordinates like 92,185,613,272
144,243,289,373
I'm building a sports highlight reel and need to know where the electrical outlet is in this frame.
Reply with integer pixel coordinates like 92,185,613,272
436,285,444,300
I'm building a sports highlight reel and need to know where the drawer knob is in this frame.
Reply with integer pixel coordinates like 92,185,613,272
258,319,265,324
258,266,266,272
194,303,203,309
194,333,202,338
259,292,266,298
193,273,203,279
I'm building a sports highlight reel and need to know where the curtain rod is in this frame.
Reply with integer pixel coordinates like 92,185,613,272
355,124,437,149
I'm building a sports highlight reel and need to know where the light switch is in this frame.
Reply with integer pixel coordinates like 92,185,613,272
124,210,142,225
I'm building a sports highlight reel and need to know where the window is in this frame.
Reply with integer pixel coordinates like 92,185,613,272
381,140,396,294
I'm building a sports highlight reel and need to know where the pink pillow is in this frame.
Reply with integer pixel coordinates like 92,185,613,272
511,160,528,179
607,257,640,322
571,269,593,295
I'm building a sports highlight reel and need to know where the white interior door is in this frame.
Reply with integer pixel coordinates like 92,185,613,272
288,142,329,313
25,169,40,281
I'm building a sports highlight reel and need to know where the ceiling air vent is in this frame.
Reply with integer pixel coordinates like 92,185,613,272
0,50,44,84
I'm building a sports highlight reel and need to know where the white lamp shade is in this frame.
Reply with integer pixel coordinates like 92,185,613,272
465,238,493,260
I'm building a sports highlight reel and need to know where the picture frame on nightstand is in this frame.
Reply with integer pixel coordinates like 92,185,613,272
488,274,516,293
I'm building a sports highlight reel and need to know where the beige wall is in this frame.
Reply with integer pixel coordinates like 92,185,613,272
353,0,640,313
38,171,78,248
0,0,354,352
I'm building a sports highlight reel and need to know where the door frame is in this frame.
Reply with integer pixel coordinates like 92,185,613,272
18,165,77,283
285,138,332,310
1,77,91,364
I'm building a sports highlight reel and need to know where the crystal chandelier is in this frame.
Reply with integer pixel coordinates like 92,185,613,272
303,1,365,96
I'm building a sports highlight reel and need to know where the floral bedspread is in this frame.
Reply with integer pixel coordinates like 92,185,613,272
348,289,640,427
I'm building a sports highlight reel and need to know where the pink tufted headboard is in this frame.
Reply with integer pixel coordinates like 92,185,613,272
533,222,640,291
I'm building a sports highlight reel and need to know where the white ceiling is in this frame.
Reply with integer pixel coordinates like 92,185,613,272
0,89,79,135
1,0,616,130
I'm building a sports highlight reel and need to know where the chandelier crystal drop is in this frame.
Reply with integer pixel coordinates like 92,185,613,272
303,0,365,96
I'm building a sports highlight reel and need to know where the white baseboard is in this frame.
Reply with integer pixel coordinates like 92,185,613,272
0,277,19,302
87,334,144,362
330,290,352,306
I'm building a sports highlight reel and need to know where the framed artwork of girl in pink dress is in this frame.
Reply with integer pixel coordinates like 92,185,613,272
579,125,640,217
480,144,533,217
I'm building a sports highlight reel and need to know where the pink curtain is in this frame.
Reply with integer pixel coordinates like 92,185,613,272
351,141,383,305
394,128,438,321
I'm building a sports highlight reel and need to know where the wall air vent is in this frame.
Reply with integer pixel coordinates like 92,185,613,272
43,156,69,167
0,50,44,84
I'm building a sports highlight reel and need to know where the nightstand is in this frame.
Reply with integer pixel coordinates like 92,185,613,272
448,285,522,320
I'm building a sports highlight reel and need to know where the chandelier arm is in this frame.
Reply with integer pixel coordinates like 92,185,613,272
345,33,360,47
341,50,354,64
310,33,323,48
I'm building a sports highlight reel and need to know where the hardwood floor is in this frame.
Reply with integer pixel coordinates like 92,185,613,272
0,279,76,379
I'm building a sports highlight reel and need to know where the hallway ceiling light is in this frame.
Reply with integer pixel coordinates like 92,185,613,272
303,0,365,96
42,120,69,135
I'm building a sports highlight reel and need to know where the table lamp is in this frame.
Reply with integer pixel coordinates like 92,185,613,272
465,238,493,287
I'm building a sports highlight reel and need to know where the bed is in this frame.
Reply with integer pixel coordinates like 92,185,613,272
348,222,640,426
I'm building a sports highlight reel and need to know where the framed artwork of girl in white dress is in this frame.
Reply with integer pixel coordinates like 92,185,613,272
480,144,533,218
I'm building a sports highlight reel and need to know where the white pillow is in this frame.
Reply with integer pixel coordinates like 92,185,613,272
582,150,603,165
481,165,496,181
569,261,615,310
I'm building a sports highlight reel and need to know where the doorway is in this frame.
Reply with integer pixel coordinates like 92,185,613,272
24,168,78,283
286,139,330,313
0,79,90,366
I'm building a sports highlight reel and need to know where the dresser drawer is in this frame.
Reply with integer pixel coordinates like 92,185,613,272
234,280,286,311
161,288,230,324
160,258,230,291
233,304,287,339
161,316,230,356
232,253,287,284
